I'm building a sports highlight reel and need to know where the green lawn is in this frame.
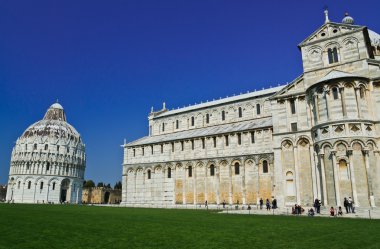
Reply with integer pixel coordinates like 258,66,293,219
0,204,379,249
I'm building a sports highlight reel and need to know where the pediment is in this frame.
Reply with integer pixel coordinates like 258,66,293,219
270,74,305,99
298,22,364,48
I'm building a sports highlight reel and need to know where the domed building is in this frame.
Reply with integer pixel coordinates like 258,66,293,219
6,103,86,204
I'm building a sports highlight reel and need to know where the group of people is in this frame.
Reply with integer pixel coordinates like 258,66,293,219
292,204,305,215
343,197,355,214
259,198,277,210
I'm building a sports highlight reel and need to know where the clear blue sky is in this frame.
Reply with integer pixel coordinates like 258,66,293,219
0,0,379,185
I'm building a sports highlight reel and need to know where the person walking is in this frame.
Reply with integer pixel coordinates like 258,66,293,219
344,197,349,213
259,198,263,210
348,197,353,213
266,199,271,211
222,200,226,209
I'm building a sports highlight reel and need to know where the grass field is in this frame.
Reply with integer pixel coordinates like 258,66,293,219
0,204,379,249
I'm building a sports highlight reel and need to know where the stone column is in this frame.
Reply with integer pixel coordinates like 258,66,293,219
33,182,37,203
347,149,359,207
183,166,186,205
339,87,347,117
46,184,50,203
313,93,320,124
216,166,220,205
294,146,301,204
309,146,318,200
242,161,246,205
331,151,341,206
323,87,331,120
354,87,362,118
193,165,196,205
204,165,208,205
229,163,233,205
319,153,328,206
363,149,375,207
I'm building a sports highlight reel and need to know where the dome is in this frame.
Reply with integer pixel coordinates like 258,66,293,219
368,29,380,47
342,13,354,25
6,102,86,204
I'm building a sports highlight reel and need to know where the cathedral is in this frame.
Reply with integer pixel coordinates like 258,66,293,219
6,103,86,204
122,11,380,208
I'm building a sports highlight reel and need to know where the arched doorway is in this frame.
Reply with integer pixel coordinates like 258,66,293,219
60,179,70,203
104,192,110,204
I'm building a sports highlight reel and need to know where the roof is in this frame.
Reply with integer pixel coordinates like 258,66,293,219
369,29,380,46
127,117,272,146
154,85,285,118
315,70,365,84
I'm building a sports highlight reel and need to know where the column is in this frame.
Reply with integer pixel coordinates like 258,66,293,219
331,151,341,206
229,163,233,205
347,149,359,207
319,153,328,206
193,165,196,205
216,165,220,205
324,88,331,120
242,161,246,205
46,184,50,203
339,87,347,117
309,146,318,200
204,166,208,205
313,93,320,123
354,87,362,118
363,149,375,207
182,166,186,205
294,146,301,204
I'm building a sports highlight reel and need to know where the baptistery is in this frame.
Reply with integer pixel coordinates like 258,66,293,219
6,103,86,204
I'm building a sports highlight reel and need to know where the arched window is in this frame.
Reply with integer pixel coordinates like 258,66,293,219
210,164,215,176
44,144,48,150
67,147,70,153
133,149,136,157
66,166,69,173
168,167,171,178
191,140,194,150
176,120,179,129
40,182,44,190
28,181,31,189
57,145,60,152
52,182,56,190
202,138,205,149
328,47,339,64
162,123,165,132
206,114,210,124
221,111,225,121
238,107,242,118
237,133,242,145
188,166,192,177
256,104,261,115
147,169,151,179
26,163,30,170
46,162,50,171
234,162,240,175
290,99,296,114
33,144,37,150
213,137,217,148
262,160,268,173
191,117,195,126
161,144,164,153
332,87,339,100
225,135,229,146
17,181,21,189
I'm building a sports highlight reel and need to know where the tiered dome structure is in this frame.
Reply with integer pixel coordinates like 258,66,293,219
6,103,86,204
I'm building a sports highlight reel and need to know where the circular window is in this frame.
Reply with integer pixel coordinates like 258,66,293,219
333,29,338,33
321,32,326,37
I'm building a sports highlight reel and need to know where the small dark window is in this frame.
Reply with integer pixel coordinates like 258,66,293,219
191,140,194,150
188,166,192,177
133,149,136,157
168,168,171,178
147,170,151,179
225,135,229,146
142,147,145,156
256,104,261,115
191,117,195,126
222,111,225,121
26,163,30,170
46,163,50,171
360,88,365,99
66,166,69,172
332,87,339,100
263,160,268,173
290,99,296,114
28,181,31,189
40,182,44,190
328,48,339,64
202,138,205,149
213,137,217,148
234,163,240,175
237,133,242,145
57,145,60,152
238,107,242,118
171,142,174,152
67,147,69,153
52,182,56,190
161,144,164,153
34,144,37,150
210,165,215,176
251,131,255,143
162,123,165,132
206,114,210,124
151,145,154,155
291,123,298,132
18,181,21,189
176,120,179,129
181,141,184,151
44,144,48,150
25,144,27,150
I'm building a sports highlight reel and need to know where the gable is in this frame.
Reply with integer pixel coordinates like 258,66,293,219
270,74,305,100
298,22,364,48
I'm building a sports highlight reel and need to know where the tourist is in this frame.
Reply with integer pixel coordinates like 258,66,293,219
308,208,315,217
205,200,208,208
259,198,263,210
266,199,271,211
247,204,251,210
352,201,356,214
272,198,277,209
330,207,335,217
348,197,353,213
344,197,349,213
338,206,343,216
222,200,226,209
315,199,321,214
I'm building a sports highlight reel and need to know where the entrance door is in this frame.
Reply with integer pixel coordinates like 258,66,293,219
104,192,110,204
60,189,67,203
